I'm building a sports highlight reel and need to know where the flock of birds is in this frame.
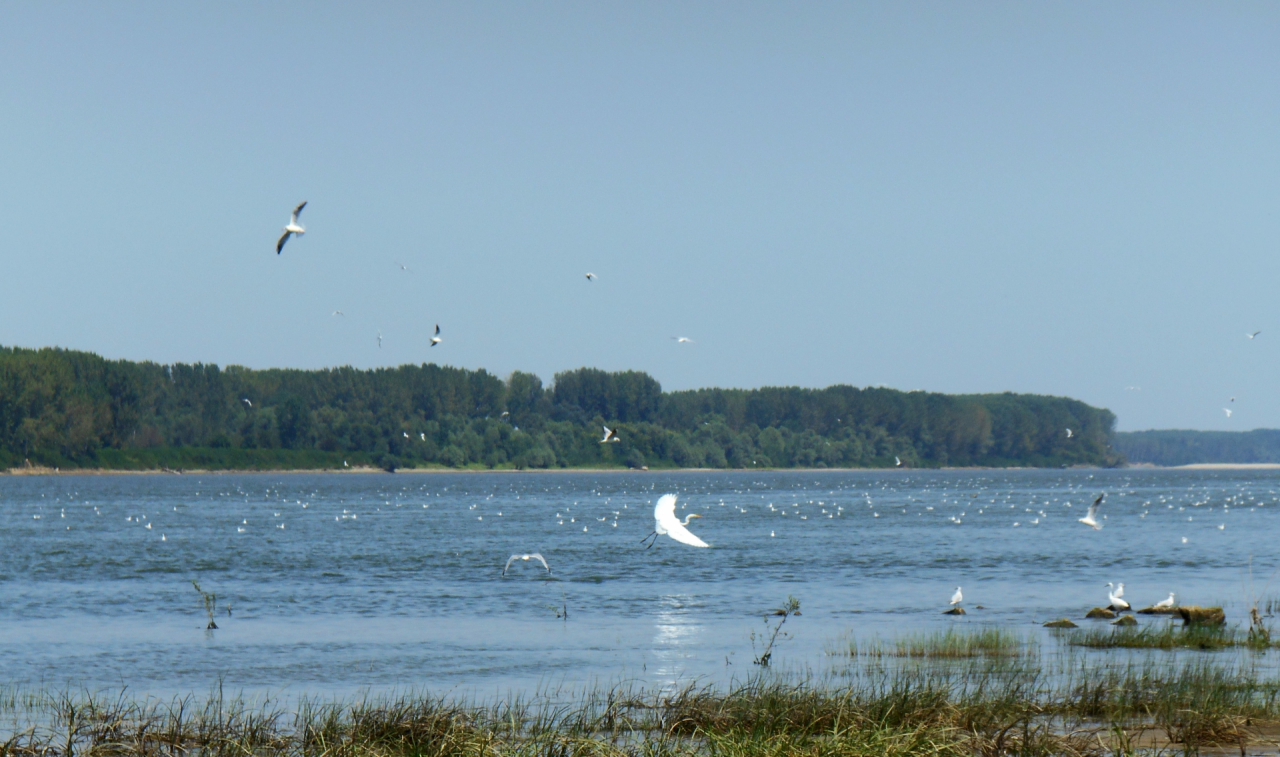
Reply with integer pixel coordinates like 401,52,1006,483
273,203,697,350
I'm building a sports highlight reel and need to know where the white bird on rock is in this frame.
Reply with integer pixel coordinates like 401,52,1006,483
950,587,963,607
276,201,307,254
1107,583,1130,612
642,494,708,548
1154,592,1176,610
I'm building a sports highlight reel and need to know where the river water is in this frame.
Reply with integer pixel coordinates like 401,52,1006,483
1,468,1276,699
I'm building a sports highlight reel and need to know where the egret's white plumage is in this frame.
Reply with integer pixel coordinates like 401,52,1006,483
601,426,620,443
276,201,307,254
503,553,550,576
642,494,709,548
950,587,963,606
1079,493,1104,530
1107,583,1130,612
1153,592,1176,610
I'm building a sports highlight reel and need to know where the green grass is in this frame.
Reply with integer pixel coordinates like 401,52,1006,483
1064,623,1252,650
842,628,1030,659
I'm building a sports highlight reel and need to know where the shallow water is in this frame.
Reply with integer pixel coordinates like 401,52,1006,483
2,468,1278,699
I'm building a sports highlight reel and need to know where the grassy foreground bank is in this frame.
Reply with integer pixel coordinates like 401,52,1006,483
5,651,1280,757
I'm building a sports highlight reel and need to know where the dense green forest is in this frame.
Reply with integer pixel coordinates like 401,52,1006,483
0,346,1121,471
1114,429,1280,466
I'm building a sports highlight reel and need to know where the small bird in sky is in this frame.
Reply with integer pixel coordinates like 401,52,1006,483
242,398,252,407
894,456,903,467
332,310,344,317
1230,397,1236,402
396,262,412,273
377,332,383,348
1224,408,1233,418
601,426,620,443
430,324,442,347
672,336,694,344
585,272,597,281
503,553,551,576
1079,493,1104,530
1065,428,1073,438
276,201,307,254
420,432,426,441
403,432,410,439
1125,386,1141,391
950,587,963,607
1248,331,1261,339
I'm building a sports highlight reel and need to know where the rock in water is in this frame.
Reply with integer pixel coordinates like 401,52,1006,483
1085,607,1117,620
1043,619,1078,629
1177,606,1226,626
943,607,966,615
1112,615,1138,627
1137,606,1179,615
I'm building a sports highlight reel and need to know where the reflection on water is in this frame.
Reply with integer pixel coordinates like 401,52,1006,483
2,469,1280,697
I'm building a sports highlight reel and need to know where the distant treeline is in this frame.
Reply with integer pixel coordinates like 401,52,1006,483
1114,429,1280,467
0,346,1121,471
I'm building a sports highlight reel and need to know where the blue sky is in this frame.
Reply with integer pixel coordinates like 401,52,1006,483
1,3,1277,431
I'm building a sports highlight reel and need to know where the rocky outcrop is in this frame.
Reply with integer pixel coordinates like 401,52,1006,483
1043,619,1078,629
1085,607,1116,620
1177,606,1226,626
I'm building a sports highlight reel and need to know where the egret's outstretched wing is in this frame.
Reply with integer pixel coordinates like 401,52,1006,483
655,494,708,547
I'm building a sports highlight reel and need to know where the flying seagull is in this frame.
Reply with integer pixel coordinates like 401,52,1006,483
672,336,694,344
332,310,344,317
641,493,709,548
430,324,442,347
377,331,383,348
894,456,903,467
276,201,307,254
585,272,597,281
503,553,551,576
1065,428,1073,438
1248,331,1261,339
1079,493,1104,530
950,587,963,607
601,426,620,443
396,262,412,273
1224,408,1233,418
242,398,252,408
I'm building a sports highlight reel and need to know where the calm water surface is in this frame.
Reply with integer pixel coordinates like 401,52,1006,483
1,469,1277,698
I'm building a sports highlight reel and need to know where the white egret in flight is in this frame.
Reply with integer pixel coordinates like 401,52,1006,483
503,553,551,576
601,426,620,443
1078,493,1104,530
641,493,708,548
276,201,307,254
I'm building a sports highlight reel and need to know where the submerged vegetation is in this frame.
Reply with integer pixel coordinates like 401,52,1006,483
0,345,1120,471
844,628,1031,659
4,651,1280,756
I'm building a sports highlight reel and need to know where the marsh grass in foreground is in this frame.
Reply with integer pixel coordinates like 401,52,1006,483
841,627,1030,658
6,653,1280,757
1062,622,1274,651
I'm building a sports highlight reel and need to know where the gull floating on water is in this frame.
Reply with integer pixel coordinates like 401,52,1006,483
950,587,963,607
430,324,442,347
601,426,620,443
1078,493,1104,530
1153,592,1176,610
503,553,551,576
276,201,307,254
642,493,708,548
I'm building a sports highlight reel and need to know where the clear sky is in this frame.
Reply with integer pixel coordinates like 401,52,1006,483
1,3,1277,431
